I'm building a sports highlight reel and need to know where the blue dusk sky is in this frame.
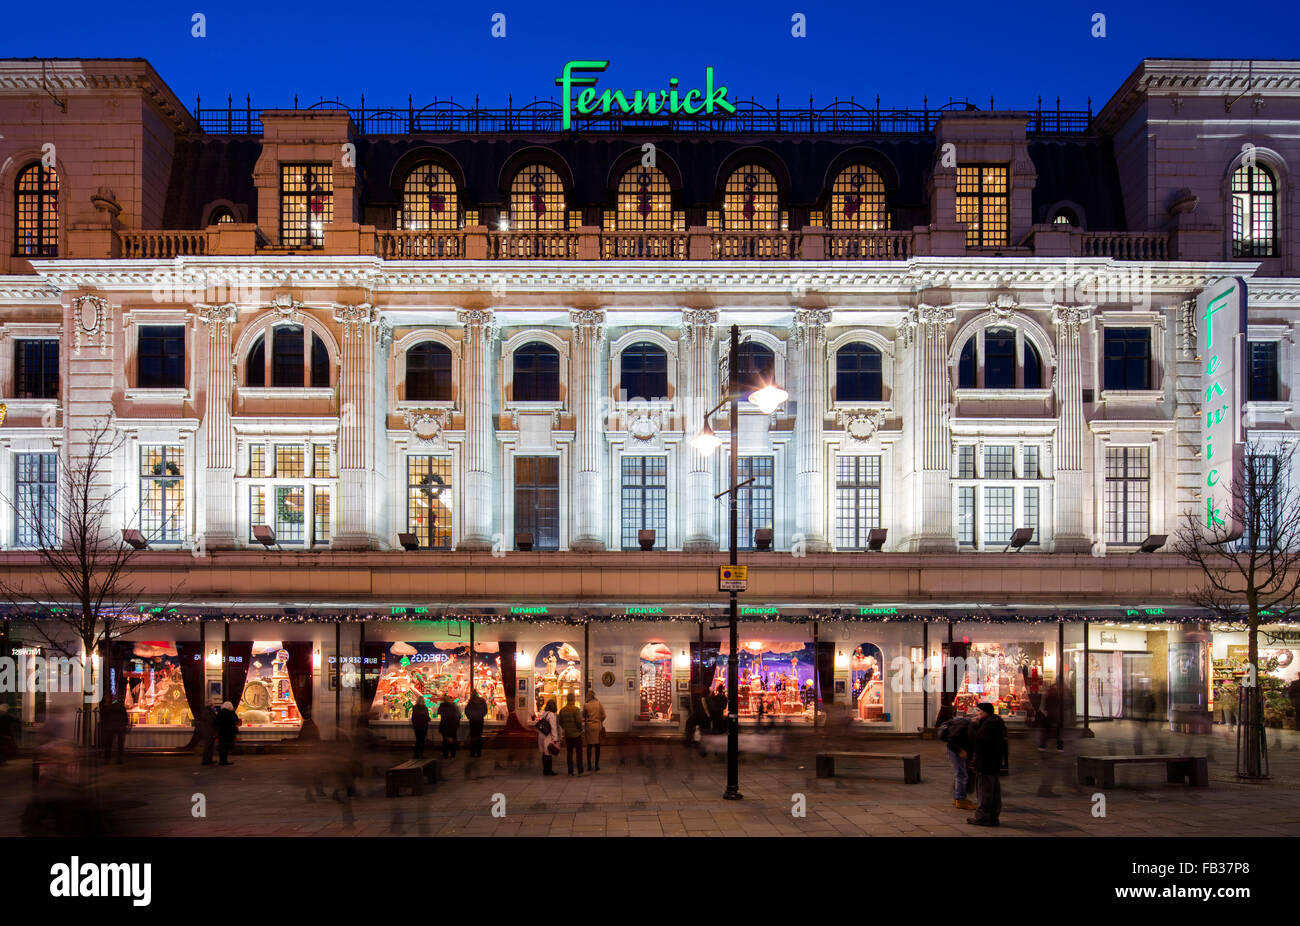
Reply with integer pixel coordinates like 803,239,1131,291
1,0,1298,115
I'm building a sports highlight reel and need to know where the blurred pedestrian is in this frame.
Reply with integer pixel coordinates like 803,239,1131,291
437,692,461,758
583,689,606,772
215,701,240,766
532,699,559,776
938,712,976,811
465,689,488,758
411,697,430,759
0,704,19,765
708,686,727,735
1289,678,1300,732
100,696,128,764
968,702,1006,827
559,692,584,775
194,701,217,766
1039,680,1064,752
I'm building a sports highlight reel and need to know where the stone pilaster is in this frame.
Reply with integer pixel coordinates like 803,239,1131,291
1052,304,1092,552
681,309,719,552
907,303,957,551
196,303,237,548
793,309,831,552
331,303,379,549
457,309,496,551
570,309,607,551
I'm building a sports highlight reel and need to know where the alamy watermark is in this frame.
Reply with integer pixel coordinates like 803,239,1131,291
0,649,102,703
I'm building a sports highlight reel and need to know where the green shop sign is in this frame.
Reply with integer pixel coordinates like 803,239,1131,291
739,607,780,616
555,60,737,130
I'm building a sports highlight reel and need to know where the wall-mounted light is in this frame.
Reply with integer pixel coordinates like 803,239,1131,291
1043,651,1057,673
206,648,221,667
834,649,849,669
909,646,924,664
312,649,321,670
674,649,689,670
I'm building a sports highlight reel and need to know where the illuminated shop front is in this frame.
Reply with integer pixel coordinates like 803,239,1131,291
713,640,816,721
638,642,675,722
369,641,507,722
234,641,302,731
120,642,193,727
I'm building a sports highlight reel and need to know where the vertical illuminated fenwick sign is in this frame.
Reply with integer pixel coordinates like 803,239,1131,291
1198,276,1248,540
555,60,737,130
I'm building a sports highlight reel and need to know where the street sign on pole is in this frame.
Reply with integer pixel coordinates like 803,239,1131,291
719,565,748,591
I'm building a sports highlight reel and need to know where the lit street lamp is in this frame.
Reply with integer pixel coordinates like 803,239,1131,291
692,324,787,800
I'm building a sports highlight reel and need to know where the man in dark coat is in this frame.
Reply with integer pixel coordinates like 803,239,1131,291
1039,680,1064,751
410,698,431,759
969,701,1006,826
436,692,462,758
194,702,218,766
101,696,128,764
215,701,241,766
707,687,727,735
464,690,489,758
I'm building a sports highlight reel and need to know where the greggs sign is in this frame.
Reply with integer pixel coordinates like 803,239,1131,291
556,60,736,130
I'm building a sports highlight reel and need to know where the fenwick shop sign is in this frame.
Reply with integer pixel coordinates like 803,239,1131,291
555,60,737,130
1198,276,1248,540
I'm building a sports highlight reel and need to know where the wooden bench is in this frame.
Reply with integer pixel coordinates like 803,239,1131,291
816,752,921,784
1077,755,1208,788
385,758,438,797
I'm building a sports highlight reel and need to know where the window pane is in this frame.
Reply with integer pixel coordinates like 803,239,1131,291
1105,447,1150,544
1023,446,1040,479
983,329,1016,388
272,326,305,387
829,166,887,231
140,445,184,543
246,335,265,387
737,456,774,550
737,342,775,393
958,445,975,479
834,455,881,549
619,342,668,401
275,486,306,543
249,444,266,477
509,165,566,231
280,163,332,247
1249,341,1279,402
620,456,668,549
721,165,780,231
15,163,59,257
983,486,1014,545
313,444,331,477
513,343,560,402
400,163,460,231
15,452,57,547
958,339,976,388
275,445,305,478
836,343,883,402
406,342,453,402
985,445,1014,480
514,457,559,550
313,487,330,544
15,339,59,399
955,164,1008,247
957,486,975,545
408,455,453,550
138,325,185,389
1103,328,1151,391
1023,487,1040,543
249,486,265,540
311,334,330,388
614,166,674,231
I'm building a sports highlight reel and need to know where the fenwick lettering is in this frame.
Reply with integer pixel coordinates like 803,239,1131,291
555,60,737,131
1198,277,1247,539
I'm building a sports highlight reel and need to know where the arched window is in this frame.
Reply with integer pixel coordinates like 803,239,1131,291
1051,208,1077,226
737,341,775,393
14,162,59,257
209,207,236,225
721,165,780,231
246,326,331,388
406,341,453,401
509,165,567,231
513,342,560,402
957,327,1045,390
614,166,673,230
828,166,887,231
836,343,883,402
1232,162,1277,257
619,342,668,401
400,163,460,230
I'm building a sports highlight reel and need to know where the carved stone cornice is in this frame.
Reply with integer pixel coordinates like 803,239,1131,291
569,308,606,344
901,303,956,348
680,308,719,345
196,303,238,338
456,309,498,344
1050,304,1093,339
332,302,374,339
792,309,831,348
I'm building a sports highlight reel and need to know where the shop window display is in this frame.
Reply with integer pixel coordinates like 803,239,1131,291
121,642,192,727
1219,638,1298,727
236,641,301,728
638,643,675,722
714,641,815,720
947,639,1045,721
534,642,582,711
369,642,505,721
851,643,886,722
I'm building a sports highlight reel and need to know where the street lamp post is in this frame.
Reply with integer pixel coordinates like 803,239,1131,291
692,324,787,801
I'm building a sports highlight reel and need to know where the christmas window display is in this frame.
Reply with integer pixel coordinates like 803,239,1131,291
235,641,301,728
122,642,192,727
713,641,815,720
947,640,1045,720
534,642,582,711
638,642,675,722
369,642,508,722
1220,638,1299,727
851,643,886,722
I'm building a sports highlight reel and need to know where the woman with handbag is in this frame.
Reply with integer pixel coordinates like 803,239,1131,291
583,689,606,772
532,699,560,776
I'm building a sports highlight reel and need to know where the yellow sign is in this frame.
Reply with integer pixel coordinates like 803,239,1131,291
719,565,748,591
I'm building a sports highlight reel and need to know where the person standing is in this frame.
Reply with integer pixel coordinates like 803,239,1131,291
194,701,218,766
215,701,241,766
410,697,431,759
938,712,976,811
1288,678,1300,732
437,692,462,758
533,699,559,776
101,696,128,764
1039,680,1064,752
968,702,1006,827
583,689,606,772
558,692,585,775
0,704,19,765
708,686,727,735
464,689,488,758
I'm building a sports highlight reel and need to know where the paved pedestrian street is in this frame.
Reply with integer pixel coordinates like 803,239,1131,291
5,721,1299,838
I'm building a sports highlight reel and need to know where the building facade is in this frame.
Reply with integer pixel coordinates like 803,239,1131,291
1,57,1299,742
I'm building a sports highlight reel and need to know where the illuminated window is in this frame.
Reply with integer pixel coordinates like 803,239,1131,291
1104,447,1149,545
275,445,305,478
1051,208,1077,227
274,486,306,543
721,165,779,231
835,455,881,550
619,342,668,401
621,456,667,550
614,166,673,230
246,442,332,546
400,163,460,230
250,444,266,477
209,207,236,225
140,446,184,544
956,327,1044,389
736,456,774,551
1231,162,1276,257
955,443,1047,549
14,163,59,257
836,343,883,402
509,165,567,231
955,164,1009,247
313,444,331,477
406,341,453,401
313,487,330,543
407,455,453,550
828,166,887,231
14,453,57,548
280,163,332,248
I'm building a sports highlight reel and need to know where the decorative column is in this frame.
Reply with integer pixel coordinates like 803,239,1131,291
1052,304,1092,552
332,303,388,550
197,303,238,547
570,309,607,551
903,303,957,551
793,309,832,552
682,309,719,552
457,309,496,551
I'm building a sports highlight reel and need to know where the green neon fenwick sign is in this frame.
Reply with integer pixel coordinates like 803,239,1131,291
1197,276,1248,540
555,60,737,130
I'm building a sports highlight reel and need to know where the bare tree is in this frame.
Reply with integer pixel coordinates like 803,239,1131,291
1174,440,1300,778
0,418,179,745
